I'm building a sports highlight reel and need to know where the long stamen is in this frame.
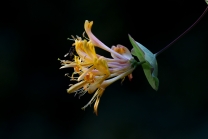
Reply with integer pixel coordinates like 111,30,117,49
81,90,99,110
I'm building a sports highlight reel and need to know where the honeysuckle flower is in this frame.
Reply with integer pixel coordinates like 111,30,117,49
59,20,137,115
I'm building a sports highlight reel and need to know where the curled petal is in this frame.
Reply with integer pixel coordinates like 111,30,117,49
111,45,133,60
94,56,110,77
75,40,92,62
67,80,87,93
94,88,105,115
84,20,107,50
60,63,77,69
84,20,93,33
82,40,97,60
110,46,120,59
84,20,127,60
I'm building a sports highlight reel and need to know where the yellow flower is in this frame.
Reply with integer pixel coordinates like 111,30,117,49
59,20,136,115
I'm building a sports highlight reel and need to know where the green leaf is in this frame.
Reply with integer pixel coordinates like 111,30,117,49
129,35,159,91
206,0,208,5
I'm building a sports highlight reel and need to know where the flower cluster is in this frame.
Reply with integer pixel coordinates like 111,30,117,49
59,20,137,115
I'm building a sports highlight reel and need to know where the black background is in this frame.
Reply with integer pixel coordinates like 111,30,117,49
0,0,208,139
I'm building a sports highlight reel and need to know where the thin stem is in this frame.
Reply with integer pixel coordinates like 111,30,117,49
156,6,208,57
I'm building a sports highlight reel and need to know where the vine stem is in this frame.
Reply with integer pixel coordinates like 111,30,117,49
155,6,208,57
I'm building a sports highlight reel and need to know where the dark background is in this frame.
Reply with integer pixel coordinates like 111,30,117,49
0,0,208,139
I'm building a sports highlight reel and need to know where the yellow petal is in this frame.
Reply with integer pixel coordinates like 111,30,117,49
87,76,103,94
59,63,77,69
83,41,97,60
67,80,87,93
74,39,97,64
84,20,93,32
94,56,110,77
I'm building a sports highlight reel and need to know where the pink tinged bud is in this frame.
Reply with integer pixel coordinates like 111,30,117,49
111,45,133,60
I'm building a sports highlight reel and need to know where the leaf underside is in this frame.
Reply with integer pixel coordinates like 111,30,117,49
129,35,159,91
